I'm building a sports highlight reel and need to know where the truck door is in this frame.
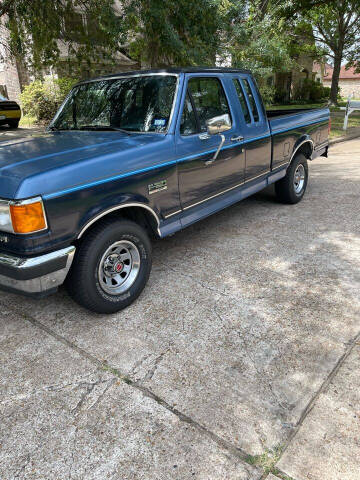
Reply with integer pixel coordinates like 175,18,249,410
175,74,245,211
232,75,271,181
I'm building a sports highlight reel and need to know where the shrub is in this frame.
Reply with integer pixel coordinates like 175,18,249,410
274,88,289,104
293,79,331,103
20,77,77,123
258,84,275,106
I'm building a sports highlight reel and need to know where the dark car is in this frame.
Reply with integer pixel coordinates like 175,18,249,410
0,94,21,128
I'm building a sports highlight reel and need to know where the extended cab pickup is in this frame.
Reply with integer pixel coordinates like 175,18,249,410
0,67,330,313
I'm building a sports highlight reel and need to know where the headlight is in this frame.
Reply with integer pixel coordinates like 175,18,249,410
0,200,13,232
0,197,47,234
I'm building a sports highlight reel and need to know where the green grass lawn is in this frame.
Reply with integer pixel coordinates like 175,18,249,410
330,111,360,138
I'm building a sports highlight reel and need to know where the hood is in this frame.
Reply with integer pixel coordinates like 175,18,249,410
0,131,168,199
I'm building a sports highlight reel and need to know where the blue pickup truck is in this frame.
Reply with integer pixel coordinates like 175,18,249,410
0,67,330,313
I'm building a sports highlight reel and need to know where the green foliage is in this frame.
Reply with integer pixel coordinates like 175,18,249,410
258,83,276,106
274,87,289,104
229,14,296,78
20,77,77,123
2,0,125,75
226,3,324,101
124,0,222,67
283,0,360,104
293,79,331,102
3,0,357,110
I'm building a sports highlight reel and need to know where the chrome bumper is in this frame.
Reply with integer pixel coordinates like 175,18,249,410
0,246,75,296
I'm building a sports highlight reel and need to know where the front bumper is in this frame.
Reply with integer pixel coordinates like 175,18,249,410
0,246,75,297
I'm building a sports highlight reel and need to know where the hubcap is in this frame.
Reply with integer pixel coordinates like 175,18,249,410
294,164,305,194
98,240,140,295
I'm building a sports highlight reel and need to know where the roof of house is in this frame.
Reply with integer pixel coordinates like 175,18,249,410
323,64,360,81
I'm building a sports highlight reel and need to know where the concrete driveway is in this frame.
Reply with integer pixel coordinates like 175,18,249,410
0,124,45,139
1,138,359,480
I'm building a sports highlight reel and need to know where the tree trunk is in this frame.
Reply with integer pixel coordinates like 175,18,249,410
330,54,342,105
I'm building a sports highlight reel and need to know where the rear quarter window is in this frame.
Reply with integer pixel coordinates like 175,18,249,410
242,79,259,122
233,79,251,124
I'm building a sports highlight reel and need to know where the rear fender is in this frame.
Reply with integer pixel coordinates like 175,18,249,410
290,136,314,163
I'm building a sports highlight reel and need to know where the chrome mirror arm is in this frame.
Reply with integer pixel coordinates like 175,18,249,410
205,133,226,165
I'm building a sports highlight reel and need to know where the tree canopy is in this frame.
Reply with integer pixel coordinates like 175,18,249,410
1,0,125,74
281,0,360,103
123,0,222,67
1,0,359,104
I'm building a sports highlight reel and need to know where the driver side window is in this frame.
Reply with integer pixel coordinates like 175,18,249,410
188,77,232,132
180,77,232,135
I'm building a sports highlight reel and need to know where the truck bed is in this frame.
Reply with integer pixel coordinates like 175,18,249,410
268,107,330,134
267,106,330,171
266,107,327,119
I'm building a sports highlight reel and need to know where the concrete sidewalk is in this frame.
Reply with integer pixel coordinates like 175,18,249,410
0,139,359,479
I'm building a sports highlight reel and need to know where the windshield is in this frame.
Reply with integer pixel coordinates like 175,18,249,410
51,74,178,133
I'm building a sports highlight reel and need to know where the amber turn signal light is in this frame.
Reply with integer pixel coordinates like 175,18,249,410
10,201,46,234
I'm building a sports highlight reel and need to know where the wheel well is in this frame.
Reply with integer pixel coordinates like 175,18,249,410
293,140,313,161
77,206,159,241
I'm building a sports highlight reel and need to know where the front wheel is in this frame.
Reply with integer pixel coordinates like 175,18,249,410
275,153,308,204
66,219,152,314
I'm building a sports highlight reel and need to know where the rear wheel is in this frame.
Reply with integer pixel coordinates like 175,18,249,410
275,153,308,204
8,120,19,129
66,219,152,314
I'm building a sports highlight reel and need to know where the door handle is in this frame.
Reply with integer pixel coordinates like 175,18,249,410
231,135,244,142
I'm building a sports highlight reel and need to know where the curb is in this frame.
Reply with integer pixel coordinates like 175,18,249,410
329,132,360,145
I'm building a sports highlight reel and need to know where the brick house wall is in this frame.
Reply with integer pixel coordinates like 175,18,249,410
322,64,360,99
324,79,360,99
0,21,22,102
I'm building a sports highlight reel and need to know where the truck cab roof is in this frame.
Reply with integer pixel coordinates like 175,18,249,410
79,67,253,85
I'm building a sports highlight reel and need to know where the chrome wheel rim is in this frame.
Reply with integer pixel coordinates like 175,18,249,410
98,240,140,295
294,164,305,194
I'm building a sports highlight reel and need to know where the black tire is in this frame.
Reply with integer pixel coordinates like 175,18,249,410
8,120,19,129
275,153,309,204
66,218,152,314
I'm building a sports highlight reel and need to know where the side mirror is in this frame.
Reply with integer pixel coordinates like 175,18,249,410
206,114,231,135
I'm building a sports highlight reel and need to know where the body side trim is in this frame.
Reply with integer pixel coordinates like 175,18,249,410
315,140,329,151
182,168,271,212
168,167,287,235
77,203,160,239
164,209,182,219
272,161,289,170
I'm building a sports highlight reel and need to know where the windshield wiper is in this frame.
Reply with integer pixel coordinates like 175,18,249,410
78,125,132,135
